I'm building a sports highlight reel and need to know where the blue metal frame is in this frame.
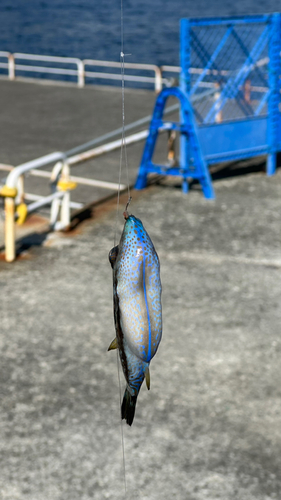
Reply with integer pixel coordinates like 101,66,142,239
135,13,281,197
135,87,215,198
267,13,281,175
204,25,269,124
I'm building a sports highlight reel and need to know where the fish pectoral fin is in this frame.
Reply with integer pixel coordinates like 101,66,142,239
108,338,118,351
145,366,150,390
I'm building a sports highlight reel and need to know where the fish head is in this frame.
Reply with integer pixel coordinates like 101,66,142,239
118,215,147,264
122,215,148,244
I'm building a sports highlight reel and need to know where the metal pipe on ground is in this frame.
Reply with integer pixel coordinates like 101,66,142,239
64,87,219,159
0,100,185,262
65,103,180,157
67,129,149,165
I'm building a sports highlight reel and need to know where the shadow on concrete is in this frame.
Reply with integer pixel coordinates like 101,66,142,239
1,155,280,259
16,231,50,253
156,156,281,190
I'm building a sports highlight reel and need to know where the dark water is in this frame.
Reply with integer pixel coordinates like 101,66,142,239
0,0,280,66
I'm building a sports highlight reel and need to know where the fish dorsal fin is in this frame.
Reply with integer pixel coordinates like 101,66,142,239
145,366,150,390
108,338,118,351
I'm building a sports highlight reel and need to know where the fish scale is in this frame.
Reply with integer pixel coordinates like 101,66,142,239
109,212,162,425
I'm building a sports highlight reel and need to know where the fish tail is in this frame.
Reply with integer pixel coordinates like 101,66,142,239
121,388,138,426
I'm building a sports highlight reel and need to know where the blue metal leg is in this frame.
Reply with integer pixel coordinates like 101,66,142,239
267,153,276,176
201,177,216,199
198,163,215,199
135,87,215,199
135,125,159,190
135,172,148,189
182,178,189,193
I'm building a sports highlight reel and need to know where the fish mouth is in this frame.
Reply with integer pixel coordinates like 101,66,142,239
124,214,143,229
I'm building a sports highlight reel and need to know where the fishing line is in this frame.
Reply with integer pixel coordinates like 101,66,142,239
116,349,127,496
114,0,131,247
113,0,130,497
120,49,131,200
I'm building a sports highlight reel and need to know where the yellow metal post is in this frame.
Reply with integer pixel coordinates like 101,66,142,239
5,197,16,262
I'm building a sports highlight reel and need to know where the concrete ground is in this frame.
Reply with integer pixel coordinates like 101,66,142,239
0,78,170,247
0,159,281,499
0,78,156,167
0,78,281,500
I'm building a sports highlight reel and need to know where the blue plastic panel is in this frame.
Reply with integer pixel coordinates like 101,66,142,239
198,117,268,163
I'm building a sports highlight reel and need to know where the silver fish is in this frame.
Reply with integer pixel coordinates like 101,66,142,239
108,210,162,425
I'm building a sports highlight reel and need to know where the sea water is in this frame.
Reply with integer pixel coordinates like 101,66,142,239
0,0,280,66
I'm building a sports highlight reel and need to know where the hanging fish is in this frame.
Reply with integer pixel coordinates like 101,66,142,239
108,208,162,426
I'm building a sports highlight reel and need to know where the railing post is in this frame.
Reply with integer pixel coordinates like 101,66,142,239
50,161,63,227
16,175,25,204
60,190,70,227
154,66,162,93
8,53,15,80
5,197,16,262
57,162,74,229
77,60,85,88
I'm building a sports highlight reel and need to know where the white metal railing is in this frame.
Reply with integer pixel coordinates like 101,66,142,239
15,53,85,87
84,59,163,93
0,51,271,93
0,52,85,87
0,125,155,262
0,51,174,92
0,100,182,264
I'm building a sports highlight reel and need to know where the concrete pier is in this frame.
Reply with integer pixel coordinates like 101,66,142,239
0,78,281,499
0,78,159,248
0,78,156,166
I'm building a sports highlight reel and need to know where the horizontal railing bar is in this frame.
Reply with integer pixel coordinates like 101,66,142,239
24,190,65,213
0,164,13,172
68,130,149,165
29,169,52,178
162,59,268,75
161,65,181,72
14,64,79,76
65,103,179,157
24,192,83,209
84,71,156,83
67,175,126,190
84,59,159,70
13,53,82,64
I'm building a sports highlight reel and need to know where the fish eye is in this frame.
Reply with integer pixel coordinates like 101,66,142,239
108,245,119,268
